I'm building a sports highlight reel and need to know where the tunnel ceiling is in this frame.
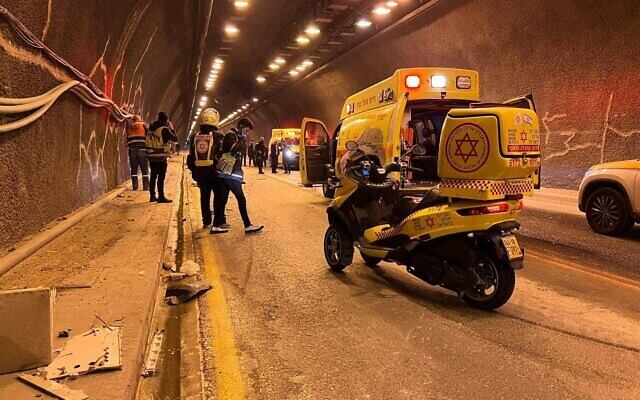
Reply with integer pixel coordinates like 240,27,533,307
192,0,430,131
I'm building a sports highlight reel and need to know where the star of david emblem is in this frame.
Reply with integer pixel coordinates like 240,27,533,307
424,216,436,229
453,133,479,163
520,131,528,142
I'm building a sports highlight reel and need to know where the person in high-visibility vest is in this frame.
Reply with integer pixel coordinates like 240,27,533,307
187,108,224,228
147,112,178,203
126,115,149,190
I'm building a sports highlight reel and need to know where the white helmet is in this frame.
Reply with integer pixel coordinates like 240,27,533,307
201,108,220,127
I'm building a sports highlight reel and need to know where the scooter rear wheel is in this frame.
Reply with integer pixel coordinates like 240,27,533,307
462,253,515,310
324,224,354,271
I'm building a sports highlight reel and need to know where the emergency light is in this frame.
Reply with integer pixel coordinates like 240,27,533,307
456,76,472,89
405,75,421,88
430,75,447,88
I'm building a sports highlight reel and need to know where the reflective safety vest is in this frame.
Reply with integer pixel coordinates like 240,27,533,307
126,122,146,148
147,126,171,160
194,134,215,167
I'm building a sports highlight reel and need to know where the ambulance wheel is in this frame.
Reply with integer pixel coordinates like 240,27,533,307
462,252,515,310
324,225,353,271
585,187,633,236
323,183,335,199
361,253,382,267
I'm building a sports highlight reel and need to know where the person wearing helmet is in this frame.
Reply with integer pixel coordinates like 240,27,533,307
187,108,224,228
126,115,149,191
211,118,264,234
147,112,178,203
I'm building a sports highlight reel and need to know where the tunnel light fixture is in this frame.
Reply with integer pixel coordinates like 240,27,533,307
256,75,266,83
213,64,223,71
296,65,306,72
386,1,398,7
269,63,280,71
225,24,239,35
431,75,447,88
373,6,391,15
295,35,310,45
242,105,248,110
234,1,249,9
305,25,321,36
289,70,300,77
252,98,259,102
274,57,286,65
302,60,314,66
213,57,225,65
355,18,372,28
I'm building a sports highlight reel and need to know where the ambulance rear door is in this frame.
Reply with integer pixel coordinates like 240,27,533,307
300,118,331,186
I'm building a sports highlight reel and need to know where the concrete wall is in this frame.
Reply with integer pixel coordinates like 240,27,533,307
236,0,640,189
0,0,208,251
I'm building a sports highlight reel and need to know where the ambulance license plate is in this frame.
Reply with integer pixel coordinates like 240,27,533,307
501,235,523,260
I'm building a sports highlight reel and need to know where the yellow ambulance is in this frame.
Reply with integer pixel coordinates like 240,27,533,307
298,67,541,197
269,128,301,170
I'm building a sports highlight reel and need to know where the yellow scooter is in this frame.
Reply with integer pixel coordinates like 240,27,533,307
323,141,525,309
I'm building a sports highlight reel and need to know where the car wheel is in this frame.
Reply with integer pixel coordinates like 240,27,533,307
585,187,633,236
324,224,354,271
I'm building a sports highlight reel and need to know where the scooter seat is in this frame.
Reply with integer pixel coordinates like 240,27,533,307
394,188,443,222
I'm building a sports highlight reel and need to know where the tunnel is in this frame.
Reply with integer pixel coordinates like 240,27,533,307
1,1,640,399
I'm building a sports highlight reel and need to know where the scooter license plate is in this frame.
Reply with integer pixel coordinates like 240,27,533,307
501,235,523,260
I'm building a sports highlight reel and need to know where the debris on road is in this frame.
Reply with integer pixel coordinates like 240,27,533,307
181,260,200,276
0,287,53,374
165,283,212,305
18,374,88,400
142,330,165,377
166,272,187,281
57,329,71,338
44,326,122,380
162,262,176,272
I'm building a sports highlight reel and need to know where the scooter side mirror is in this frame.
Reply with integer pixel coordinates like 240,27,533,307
411,144,427,156
345,141,359,151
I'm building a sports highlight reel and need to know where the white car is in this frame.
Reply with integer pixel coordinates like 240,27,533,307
578,160,640,236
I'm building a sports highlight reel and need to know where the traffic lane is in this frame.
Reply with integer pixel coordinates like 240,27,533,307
207,169,640,399
519,207,640,280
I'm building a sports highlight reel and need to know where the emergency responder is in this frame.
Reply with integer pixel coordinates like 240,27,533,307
281,138,292,174
187,108,223,228
254,137,266,174
270,139,279,173
126,115,149,190
211,118,263,234
147,112,178,203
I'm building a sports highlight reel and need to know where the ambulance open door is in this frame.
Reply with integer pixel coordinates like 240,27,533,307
300,118,331,186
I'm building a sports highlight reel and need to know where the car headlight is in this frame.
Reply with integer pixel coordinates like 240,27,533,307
284,149,293,158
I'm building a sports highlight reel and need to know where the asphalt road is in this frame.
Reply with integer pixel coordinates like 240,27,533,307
194,168,640,400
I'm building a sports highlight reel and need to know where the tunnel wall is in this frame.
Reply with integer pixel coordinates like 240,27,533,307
238,0,640,189
0,1,207,251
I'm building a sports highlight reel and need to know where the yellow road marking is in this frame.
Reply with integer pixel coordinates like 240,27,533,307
527,249,640,293
197,208,246,399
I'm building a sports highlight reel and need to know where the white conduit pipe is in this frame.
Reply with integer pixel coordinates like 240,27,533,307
0,81,134,133
0,185,128,277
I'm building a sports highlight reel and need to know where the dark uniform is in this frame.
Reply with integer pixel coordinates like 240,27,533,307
146,113,178,203
254,139,266,174
270,141,279,173
187,127,222,227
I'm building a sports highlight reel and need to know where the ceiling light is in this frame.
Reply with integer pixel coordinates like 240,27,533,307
234,1,249,9
289,70,300,77
296,65,306,72
213,58,224,65
242,105,248,110
256,75,266,83
302,60,313,66
373,6,391,15
275,57,286,65
305,25,321,36
355,18,372,28
386,1,398,7
200,95,208,102
225,24,239,34
295,35,310,45
269,63,280,70
252,98,259,102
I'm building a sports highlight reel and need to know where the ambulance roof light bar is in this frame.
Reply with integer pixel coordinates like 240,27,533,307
431,75,447,89
405,75,421,88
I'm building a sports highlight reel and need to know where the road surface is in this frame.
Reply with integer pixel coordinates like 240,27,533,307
189,168,640,400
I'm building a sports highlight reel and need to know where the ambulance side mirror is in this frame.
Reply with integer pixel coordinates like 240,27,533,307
345,141,359,151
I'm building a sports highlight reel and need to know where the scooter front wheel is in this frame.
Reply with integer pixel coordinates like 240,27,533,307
324,224,354,271
462,252,515,310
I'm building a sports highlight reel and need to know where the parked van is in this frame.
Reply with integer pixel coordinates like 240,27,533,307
298,67,541,198
269,128,301,170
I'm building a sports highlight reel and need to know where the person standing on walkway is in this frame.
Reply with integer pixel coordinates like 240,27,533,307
281,138,292,174
126,115,149,191
211,118,263,234
187,108,223,228
247,140,255,167
270,139,279,174
254,137,266,174
147,112,178,203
